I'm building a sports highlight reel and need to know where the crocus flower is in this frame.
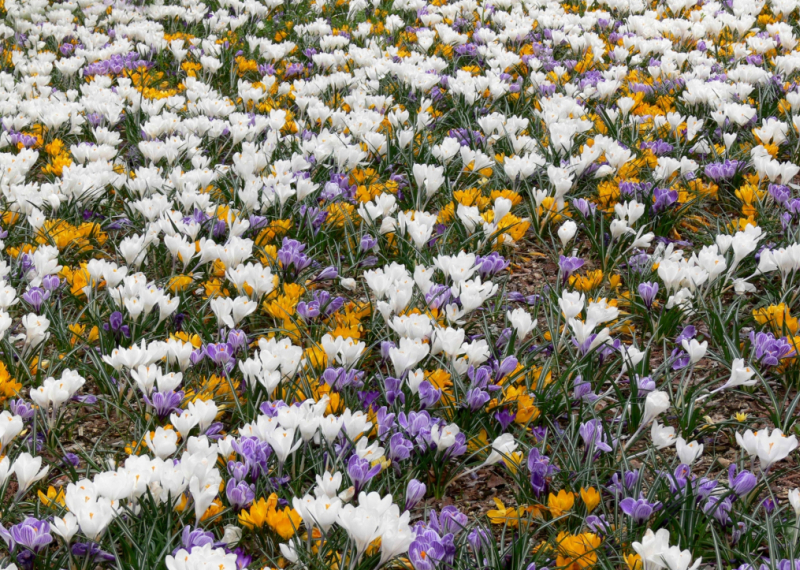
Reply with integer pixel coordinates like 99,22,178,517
347,454,381,495
620,495,662,523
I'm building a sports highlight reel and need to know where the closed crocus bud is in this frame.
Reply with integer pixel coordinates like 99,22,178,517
637,282,659,309
315,266,338,281
279,540,300,564
507,308,536,340
789,488,800,517
497,356,519,379
728,464,757,497
404,479,426,511
557,220,577,248
0,456,11,486
338,486,355,503
12,453,49,499
641,390,670,426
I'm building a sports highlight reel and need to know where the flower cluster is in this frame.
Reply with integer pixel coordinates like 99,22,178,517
1,0,800,568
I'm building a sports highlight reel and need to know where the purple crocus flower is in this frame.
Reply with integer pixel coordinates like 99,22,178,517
143,390,184,419
696,477,719,500
233,547,252,570
72,542,115,562
620,495,662,523
408,529,447,570
381,340,397,360
429,505,468,535
42,275,61,291
21,287,50,312
227,329,248,352
277,238,312,271
670,348,691,370
665,464,692,494
559,255,584,282
357,390,381,410
347,454,381,494
465,388,490,410
106,217,132,230
190,348,205,366
703,495,733,525
475,252,509,278
8,399,35,420
442,433,467,459
19,253,34,276
259,400,287,418
228,461,249,482
321,181,344,200
638,282,659,308
731,522,747,546
573,198,596,217
371,408,393,440
579,419,614,453
728,464,757,496
653,188,678,212
384,377,405,405
528,448,559,496
232,437,272,479
388,432,414,462
108,310,124,330
675,325,696,344
467,365,491,388
769,184,791,205
103,311,130,338
212,219,227,239
749,331,795,367
321,367,343,387
496,356,518,380
360,234,377,251
0,518,53,553
297,300,321,321
62,453,80,467
641,140,673,155
313,266,338,281
418,381,441,408
607,470,639,497
494,408,516,430
585,514,612,534
205,343,235,366
398,410,432,438
573,376,599,403
226,479,255,510
405,479,427,511
425,284,451,309
178,526,216,553
704,160,740,181
495,327,513,349
249,214,268,230
636,376,655,393
467,527,491,554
